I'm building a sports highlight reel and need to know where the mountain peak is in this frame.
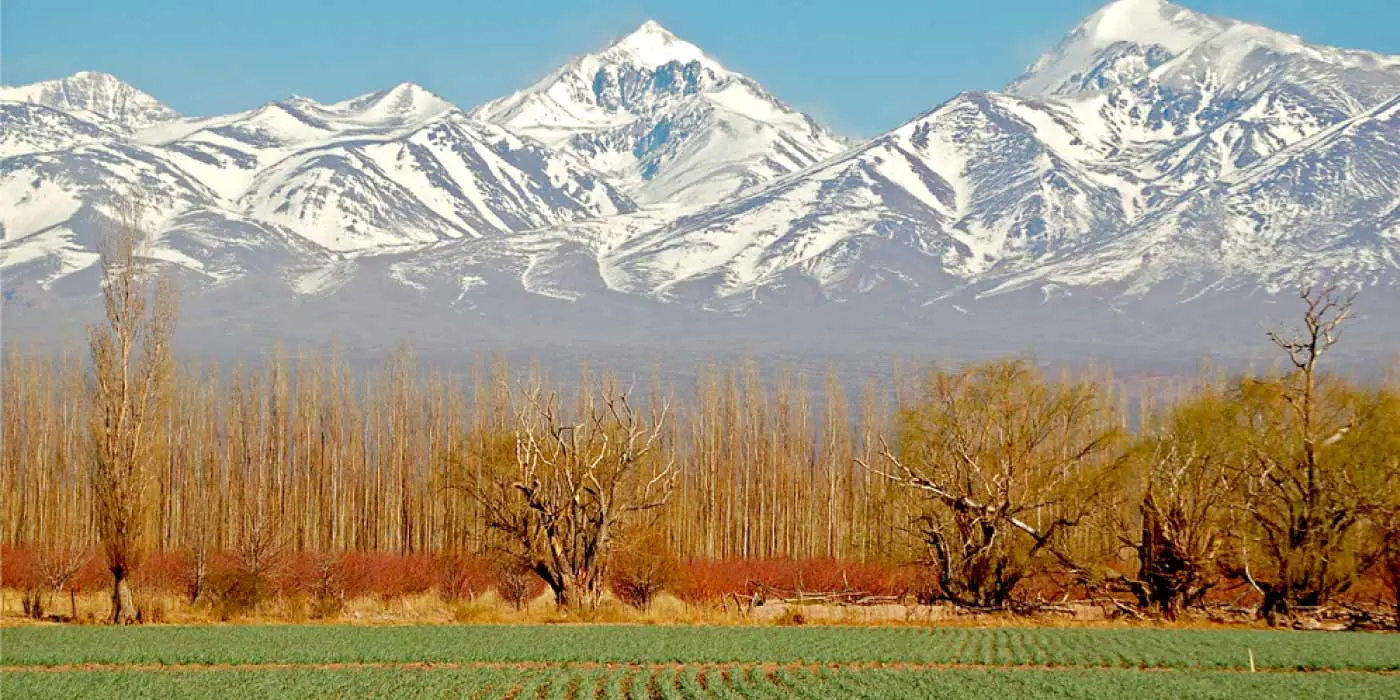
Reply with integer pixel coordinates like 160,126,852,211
66,70,122,84
0,70,179,129
601,20,713,71
470,19,844,207
375,81,441,104
329,81,455,125
632,19,673,37
1007,0,1230,95
1082,0,1217,52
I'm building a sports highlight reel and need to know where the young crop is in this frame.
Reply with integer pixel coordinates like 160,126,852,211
4,625,1399,674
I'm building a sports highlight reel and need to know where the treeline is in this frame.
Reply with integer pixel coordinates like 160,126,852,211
3,349,913,562
5,337,1398,622
1,206,1398,624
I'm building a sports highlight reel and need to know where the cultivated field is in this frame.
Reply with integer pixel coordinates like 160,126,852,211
3,625,1398,699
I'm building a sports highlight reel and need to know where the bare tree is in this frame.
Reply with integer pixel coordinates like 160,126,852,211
1381,359,1400,630
466,374,676,608
1229,285,1396,622
860,360,1126,608
1114,385,1240,619
85,202,177,623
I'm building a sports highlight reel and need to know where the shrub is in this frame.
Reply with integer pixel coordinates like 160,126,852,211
497,563,543,610
132,551,188,594
436,554,496,602
338,553,436,600
208,567,274,620
611,536,680,611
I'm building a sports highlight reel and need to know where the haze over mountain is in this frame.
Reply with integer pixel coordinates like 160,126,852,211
3,0,1398,368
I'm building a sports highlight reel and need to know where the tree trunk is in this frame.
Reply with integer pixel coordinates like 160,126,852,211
549,571,601,610
1137,506,1199,621
1162,594,1183,621
187,550,207,604
111,566,139,624
1259,585,1287,627
22,589,44,619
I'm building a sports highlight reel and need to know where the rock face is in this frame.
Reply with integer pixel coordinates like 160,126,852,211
2,3,1399,363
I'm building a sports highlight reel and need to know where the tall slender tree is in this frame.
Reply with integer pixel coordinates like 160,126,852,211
85,201,178,623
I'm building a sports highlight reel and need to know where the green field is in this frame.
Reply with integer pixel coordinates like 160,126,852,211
3,625,1398,699
6,667,1400,700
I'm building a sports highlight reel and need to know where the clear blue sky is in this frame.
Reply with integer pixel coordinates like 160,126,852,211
3,0,1397,136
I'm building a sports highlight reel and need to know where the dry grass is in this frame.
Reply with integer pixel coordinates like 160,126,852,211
1,587,1291,631
0,588,727,627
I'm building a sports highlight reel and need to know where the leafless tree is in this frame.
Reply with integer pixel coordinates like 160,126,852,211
465,374,676,608
860,360,1126,608
1229,284,1397,622
1112,385,1240,618
20,543,87,620
1381,360,1400,630
85,201,177,623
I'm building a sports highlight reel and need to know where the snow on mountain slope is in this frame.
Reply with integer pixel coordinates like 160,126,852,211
1007,0,1233,96
601,91,1138,302
0,102,124,157
4,3,1400,363
0,71,179,130
593,1,1399,308
472,21,847,206
239,113,632,250
0,76,634,283
0,141,221,240
987,94,1400,298
1055,9,1400,205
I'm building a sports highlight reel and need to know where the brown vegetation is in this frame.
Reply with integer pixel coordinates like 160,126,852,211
2,256,1397,627
84,203,177,623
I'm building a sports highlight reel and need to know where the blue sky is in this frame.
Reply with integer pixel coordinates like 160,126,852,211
3,0,1397,136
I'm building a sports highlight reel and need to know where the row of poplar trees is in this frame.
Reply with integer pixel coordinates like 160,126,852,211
3,209,1398,623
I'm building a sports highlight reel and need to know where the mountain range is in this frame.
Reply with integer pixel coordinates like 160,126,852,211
3,0,1398,368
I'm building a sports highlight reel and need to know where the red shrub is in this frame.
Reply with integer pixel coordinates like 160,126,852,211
672,558,915,603
72,553,109,593
494,562,546,609
277,552,317,596
436,554,497,601
1,545,113,593
1,546,36,588
337,552,437,599
131,551,189,594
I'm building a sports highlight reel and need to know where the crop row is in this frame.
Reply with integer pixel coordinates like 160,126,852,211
4,667,1400,699
4,625,1399,671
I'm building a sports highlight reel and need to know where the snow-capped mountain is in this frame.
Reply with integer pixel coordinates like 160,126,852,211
472,21,848,207
996,94,1400,295
0,71,180,131
597,0,1400,308
0,78,634,288
1005,0,1234,96
600,90,1138,303
3,1,1399,365
0,102,124,157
